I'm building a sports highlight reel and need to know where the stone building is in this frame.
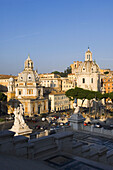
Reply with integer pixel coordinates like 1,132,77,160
70,61,83,74
7,56,48,116
101,70,113,93
39,73,62,91
0,75,17,93
49,91,72,112
74,48,102,107
61,77,76,92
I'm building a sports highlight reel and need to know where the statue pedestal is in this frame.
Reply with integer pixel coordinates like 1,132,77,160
69,113,85,131
10,124,32,136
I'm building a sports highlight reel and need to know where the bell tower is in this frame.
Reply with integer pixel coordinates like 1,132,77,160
24,55,34,71
85,47,92,61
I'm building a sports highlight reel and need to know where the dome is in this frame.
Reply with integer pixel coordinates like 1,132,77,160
9,77,14,82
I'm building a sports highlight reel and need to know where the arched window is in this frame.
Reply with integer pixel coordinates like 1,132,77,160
89,55,90,60
28,74,31,80
28,61,30,68
83,78,85,83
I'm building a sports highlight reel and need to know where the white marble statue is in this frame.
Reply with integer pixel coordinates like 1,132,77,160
73,103,80,114
10,104,32,135
19,104,26,127
13,104,26,128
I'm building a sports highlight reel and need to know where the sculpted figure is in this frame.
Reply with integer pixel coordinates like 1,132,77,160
19,104,25,126
13,104,26,128
13,108,19,126
73,103,80,114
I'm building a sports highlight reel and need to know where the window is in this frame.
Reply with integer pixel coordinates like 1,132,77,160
83,78,85,83
28,62,30,68
19,90,21,95
27,89,33,95
91,78,93,83
89,55,90,60
28,74,31,80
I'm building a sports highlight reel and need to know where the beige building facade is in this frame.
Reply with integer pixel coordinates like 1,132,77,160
73,48,102,107
61,77,76,92
7,56,48,116
39,73,62,91
49,92,72,112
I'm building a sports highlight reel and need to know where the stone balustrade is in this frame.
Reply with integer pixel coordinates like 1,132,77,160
0,130,113,167
0,130,73,160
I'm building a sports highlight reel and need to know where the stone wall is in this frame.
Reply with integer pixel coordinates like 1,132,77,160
81,125,113,137
0,130,73,160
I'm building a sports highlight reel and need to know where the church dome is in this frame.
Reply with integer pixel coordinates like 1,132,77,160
9,77,14,82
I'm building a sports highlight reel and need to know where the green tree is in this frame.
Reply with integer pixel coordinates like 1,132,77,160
66,87,94,114
109,92,113,102
0,92,7,101
66,87,105,116
52,66,72,77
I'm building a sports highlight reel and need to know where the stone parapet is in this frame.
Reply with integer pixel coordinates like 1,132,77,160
0,130,15,154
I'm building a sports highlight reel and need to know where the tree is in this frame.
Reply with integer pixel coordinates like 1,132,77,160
66,87,95,114
0,92,7,115
0,92,7,102
86,91,95,115
52,66,72,77
66,87,105,116
109,92,113,102
65,87,87,106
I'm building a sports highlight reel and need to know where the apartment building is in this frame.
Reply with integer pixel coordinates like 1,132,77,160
49,91,72,112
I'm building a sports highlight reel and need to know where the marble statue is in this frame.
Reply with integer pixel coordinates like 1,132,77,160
73,103,80,114
13,104,25,128
10,104,32,136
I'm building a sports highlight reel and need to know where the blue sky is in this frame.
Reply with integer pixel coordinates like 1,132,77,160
0,0,113,75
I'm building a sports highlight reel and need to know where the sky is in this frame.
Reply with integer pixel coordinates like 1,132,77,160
0,0,113,75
